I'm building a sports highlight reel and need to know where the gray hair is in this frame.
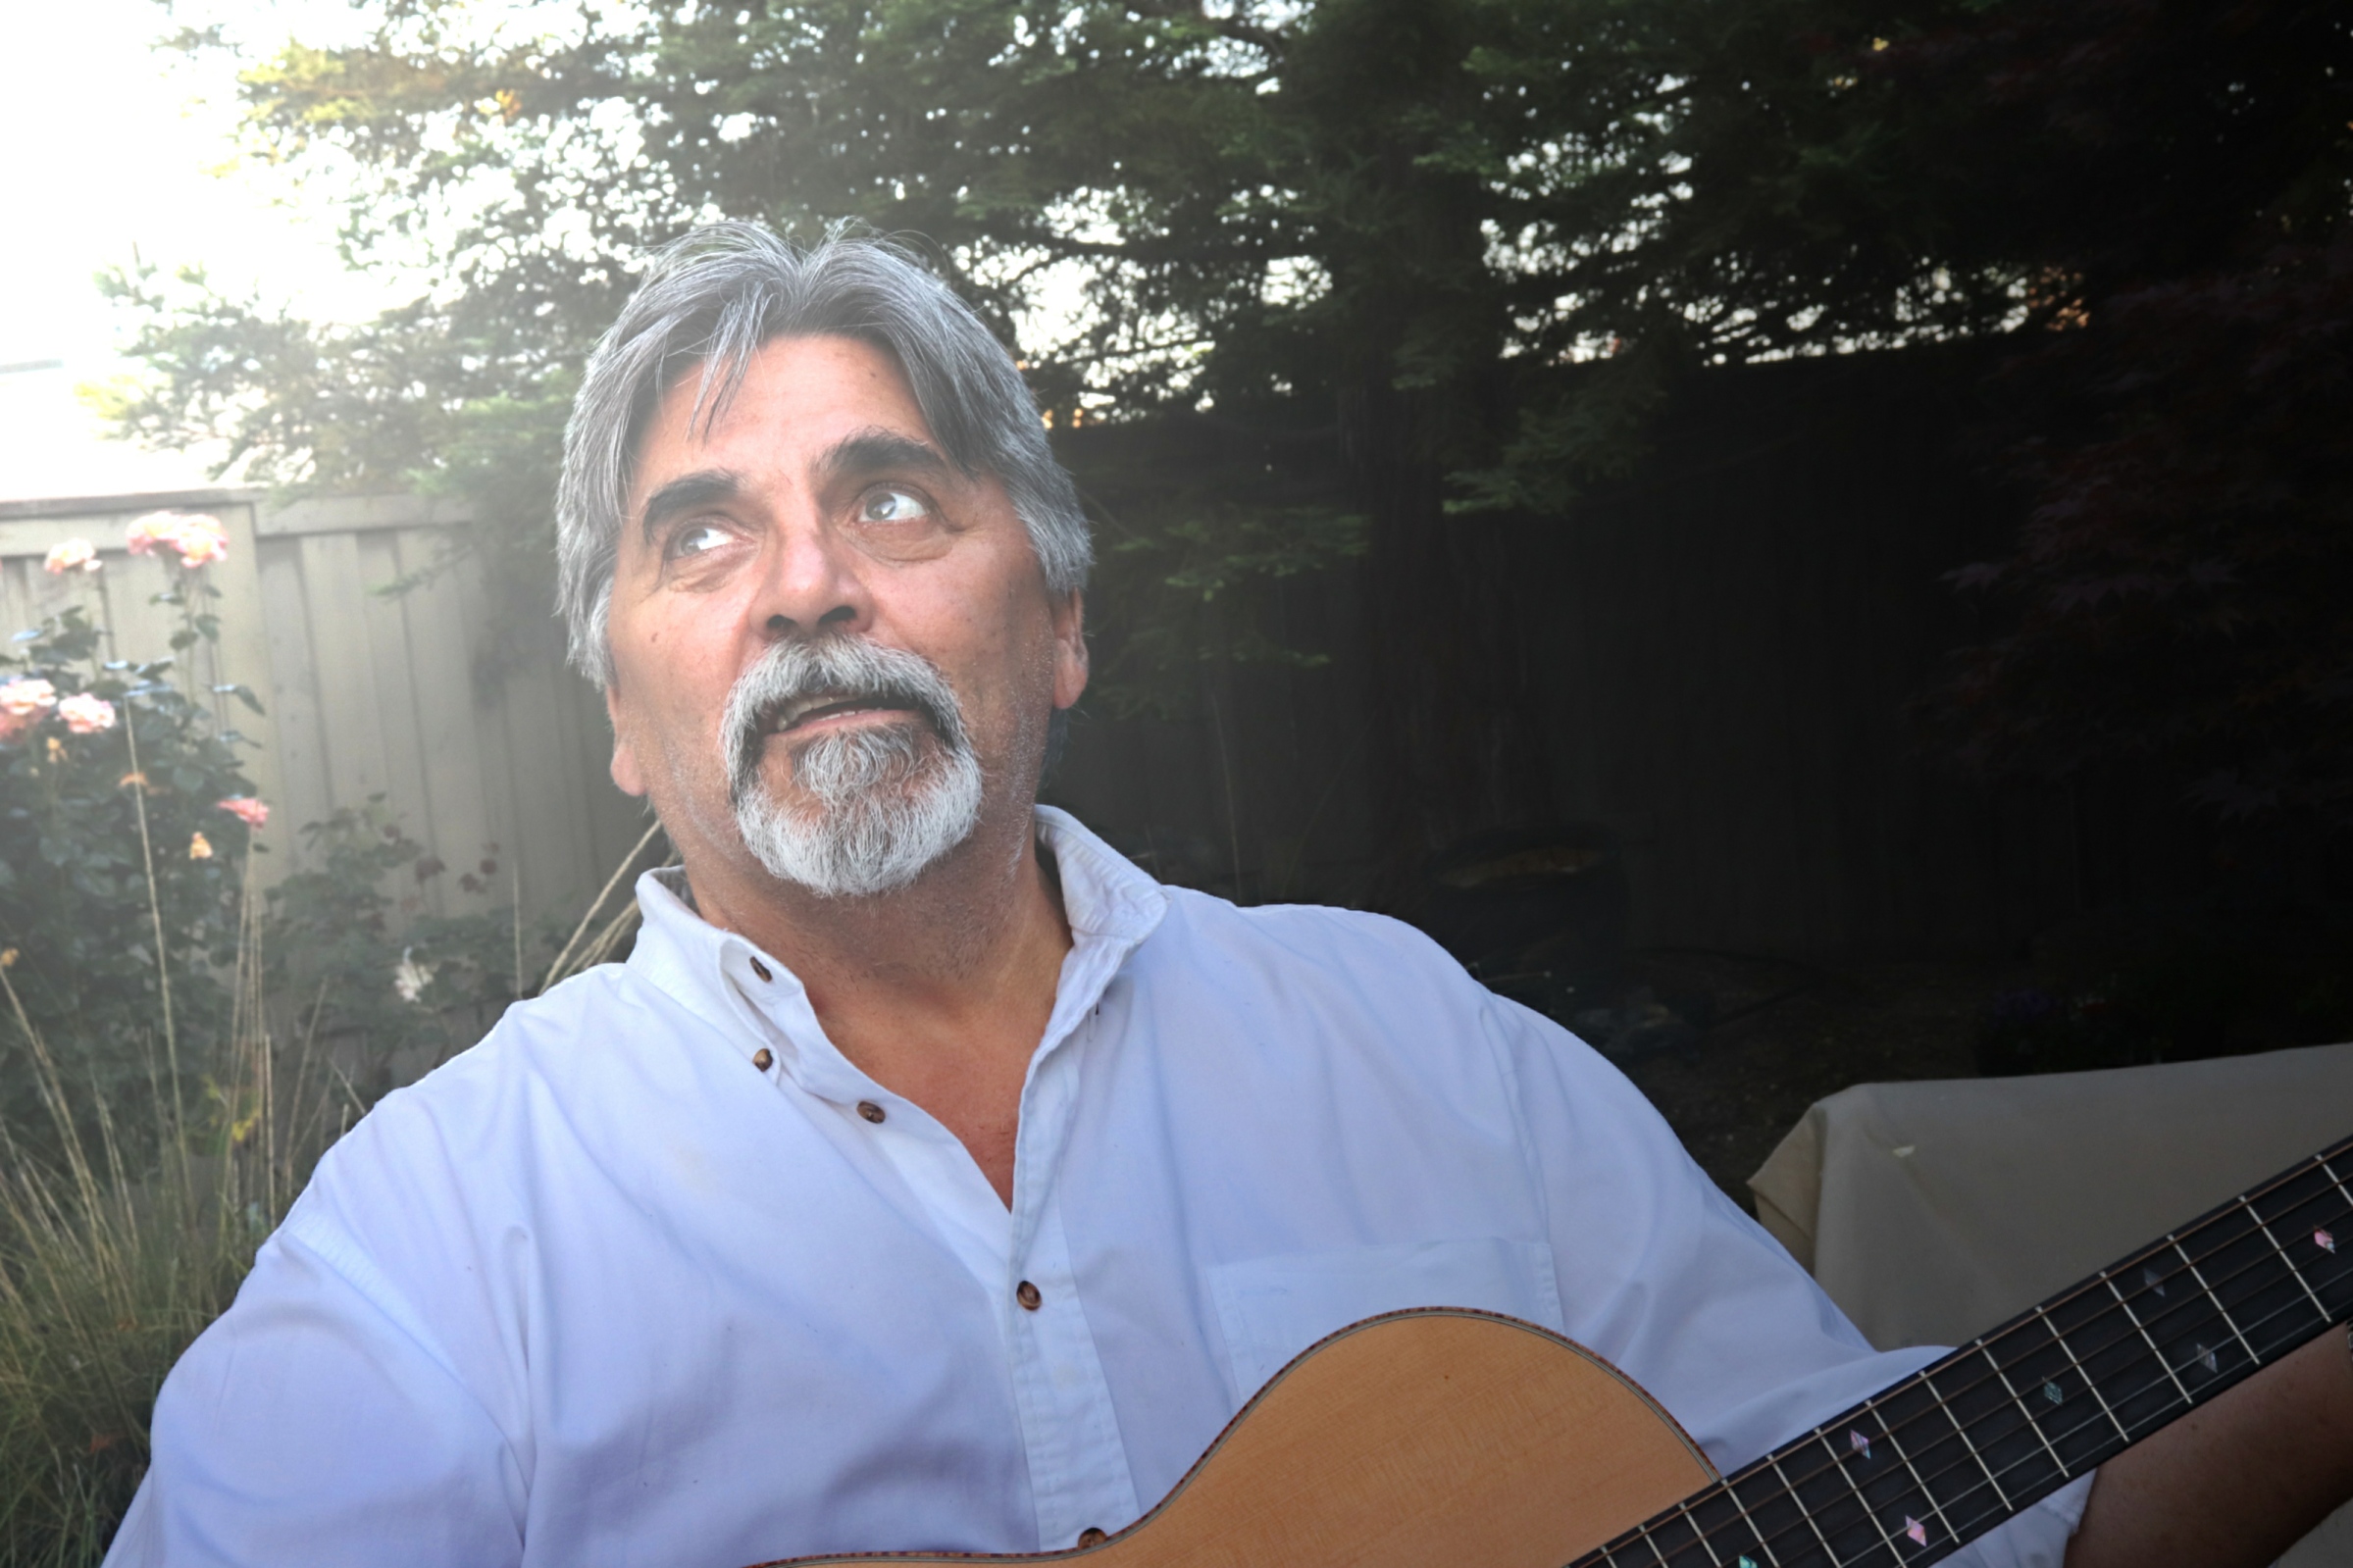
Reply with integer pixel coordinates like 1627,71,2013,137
555,222,1092,685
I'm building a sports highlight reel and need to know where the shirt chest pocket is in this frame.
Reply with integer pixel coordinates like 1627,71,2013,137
1204,1238,1565,1404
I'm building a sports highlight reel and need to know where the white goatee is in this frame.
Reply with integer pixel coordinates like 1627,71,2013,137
721,635,984,898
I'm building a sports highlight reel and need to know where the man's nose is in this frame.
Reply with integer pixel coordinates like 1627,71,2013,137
752,519,871,641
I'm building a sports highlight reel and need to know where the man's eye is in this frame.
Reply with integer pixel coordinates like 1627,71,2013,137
671,523,730,558
859,488,932,525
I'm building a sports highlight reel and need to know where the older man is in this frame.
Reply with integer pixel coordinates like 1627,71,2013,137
111,225,2350,1567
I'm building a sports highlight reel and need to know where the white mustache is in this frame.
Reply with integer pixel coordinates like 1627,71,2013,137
721,636,971,803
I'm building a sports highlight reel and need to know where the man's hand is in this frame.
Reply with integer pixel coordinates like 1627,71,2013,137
2067,1326,2353,1567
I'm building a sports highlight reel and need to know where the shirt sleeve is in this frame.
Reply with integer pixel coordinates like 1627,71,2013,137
1478,994,2093,1568
104,1205,526,1568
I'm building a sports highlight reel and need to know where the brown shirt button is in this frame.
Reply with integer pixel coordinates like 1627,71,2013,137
752,1048,774,1072
747,957,773,983
1015,1280,1042,1311
856,1100,886,1124
1076,1528,1108,1547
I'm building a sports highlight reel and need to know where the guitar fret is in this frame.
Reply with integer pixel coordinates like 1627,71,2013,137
1989,1306,2111,1476
1870,1376,1998,1547
2171,1236,2258,1367
1688,1487,1771,1568
1769,1447,1901,1568
2044,1305,2131,1449
2321,1158,2353,1278
1927,1369,2011,1515
2320,1160,2353,1316
1807,1424,1910,1566
1880,1413,1961,1546
1682,1501,1726,1568
2101,1272,2193,1417
1767,1454,1842,1564
1607,1492,1733,1568
1723,1461,1814,1568
1981,1347,2068,1481
1636,1499,1714,1568
2251,1211,2331,1323
1845,1460,1908,1567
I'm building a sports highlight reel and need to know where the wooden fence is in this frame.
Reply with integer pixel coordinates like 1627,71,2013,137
0,488,648,932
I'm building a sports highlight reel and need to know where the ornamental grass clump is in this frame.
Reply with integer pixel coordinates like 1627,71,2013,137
0,857,355,1566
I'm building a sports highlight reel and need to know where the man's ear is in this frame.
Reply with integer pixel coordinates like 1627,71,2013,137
606,683,649,798
1050,588,1089,711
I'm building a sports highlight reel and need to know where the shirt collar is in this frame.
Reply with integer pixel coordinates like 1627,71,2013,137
625,807,1168,1092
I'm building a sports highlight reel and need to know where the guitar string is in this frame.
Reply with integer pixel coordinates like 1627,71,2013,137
1862,1145,2351,1446
1597,1162,2352,1567
1726,1257,2331,1568
1696,1160,2350,1542
1568,1148,2353,1566
1610,1276,2351,1568
1668,1226,2353,1568
1755,1151,2349,1494
1627,1212,2353,1568
1844,1155,2353,1508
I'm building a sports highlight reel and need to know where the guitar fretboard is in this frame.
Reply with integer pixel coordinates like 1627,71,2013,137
1576,1133,2353,1568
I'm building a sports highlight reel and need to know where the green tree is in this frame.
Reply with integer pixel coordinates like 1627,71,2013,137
109,0,2353,861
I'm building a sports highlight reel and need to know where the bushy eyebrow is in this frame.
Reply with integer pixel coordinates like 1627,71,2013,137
819,429,953,488
634,431,952,547
639,469,742,546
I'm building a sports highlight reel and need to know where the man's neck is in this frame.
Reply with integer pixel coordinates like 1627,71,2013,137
679,805,1071,1203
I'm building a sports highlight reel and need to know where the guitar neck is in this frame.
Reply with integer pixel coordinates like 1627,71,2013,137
1581,1133,2353,1568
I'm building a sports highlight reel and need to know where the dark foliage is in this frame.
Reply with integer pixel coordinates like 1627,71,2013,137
1939,243,2353,828
1896,0,2353,832
101,0,2353,844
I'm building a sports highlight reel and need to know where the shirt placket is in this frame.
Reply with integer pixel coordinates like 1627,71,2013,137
997,1023,1141,1550
724,932,1146,1553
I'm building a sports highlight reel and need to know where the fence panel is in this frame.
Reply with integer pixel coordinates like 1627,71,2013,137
0,489,646,936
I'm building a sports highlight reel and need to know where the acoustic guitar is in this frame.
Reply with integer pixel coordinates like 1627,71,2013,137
758,1132,2353,1568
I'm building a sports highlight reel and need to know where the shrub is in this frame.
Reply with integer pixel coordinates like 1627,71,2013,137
263,801,537,1098
0,587,260,1151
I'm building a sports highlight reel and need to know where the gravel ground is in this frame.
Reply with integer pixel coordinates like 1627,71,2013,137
1605,952,2036,1211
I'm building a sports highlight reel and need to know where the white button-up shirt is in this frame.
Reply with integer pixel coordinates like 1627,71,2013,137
110,808,2086,1567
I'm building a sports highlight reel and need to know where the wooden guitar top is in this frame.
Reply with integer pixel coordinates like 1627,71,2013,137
757,1309,1714,1568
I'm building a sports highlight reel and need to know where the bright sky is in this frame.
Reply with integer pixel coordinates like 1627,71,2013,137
0,0,1114,502
0,0,401,499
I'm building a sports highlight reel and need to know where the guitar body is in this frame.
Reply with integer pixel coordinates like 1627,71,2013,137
766,1309,1714,1568
760,1135,2353,1568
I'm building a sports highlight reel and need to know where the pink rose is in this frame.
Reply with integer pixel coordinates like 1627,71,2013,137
173,518,230,567
125,514,181,556
42,538,99,575
217,796,270,830
0,679,58,721
56,693,116,735
125,511,230,569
